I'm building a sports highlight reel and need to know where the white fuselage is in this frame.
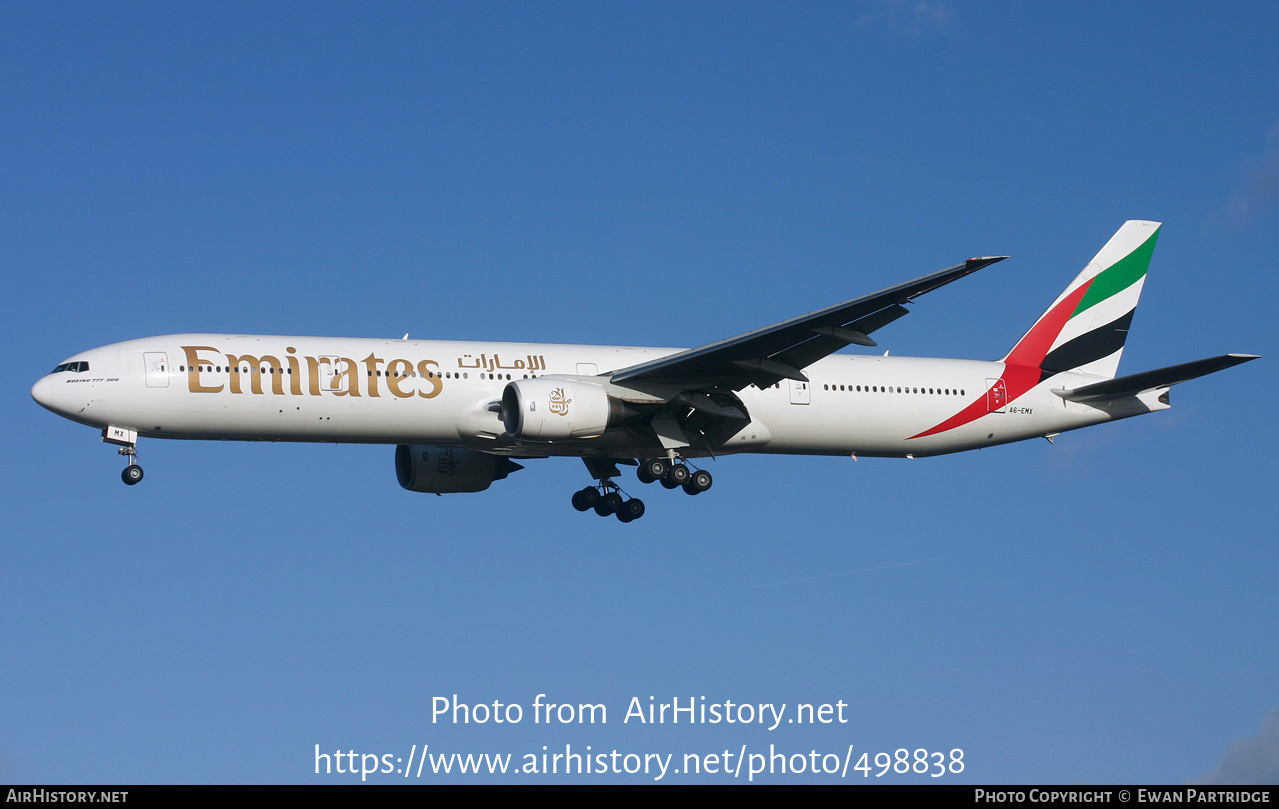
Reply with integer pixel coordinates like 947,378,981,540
31,334,1162,460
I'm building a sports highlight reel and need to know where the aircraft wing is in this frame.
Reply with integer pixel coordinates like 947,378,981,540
610,256,1008,391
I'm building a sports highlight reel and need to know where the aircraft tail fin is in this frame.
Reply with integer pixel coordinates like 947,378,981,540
1002,220,1161,381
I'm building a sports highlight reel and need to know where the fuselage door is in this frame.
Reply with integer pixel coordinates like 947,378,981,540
320,356,343,393
144,352,169,388
985,378,1007,413
576,363,598,377
789,379,810,405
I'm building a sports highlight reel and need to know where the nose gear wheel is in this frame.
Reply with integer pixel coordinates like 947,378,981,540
118,446,144,486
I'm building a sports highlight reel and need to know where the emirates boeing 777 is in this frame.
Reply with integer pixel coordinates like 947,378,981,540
31,221,1257,522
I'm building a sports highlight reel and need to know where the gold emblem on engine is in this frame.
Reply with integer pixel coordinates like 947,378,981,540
548,386,572,415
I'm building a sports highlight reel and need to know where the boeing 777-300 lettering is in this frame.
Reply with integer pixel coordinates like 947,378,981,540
31,221,1258,522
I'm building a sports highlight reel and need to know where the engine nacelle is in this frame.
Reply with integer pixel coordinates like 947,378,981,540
395,445,522,493
499,377,620,440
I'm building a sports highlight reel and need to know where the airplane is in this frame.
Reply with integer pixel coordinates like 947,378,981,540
31,221,1257,522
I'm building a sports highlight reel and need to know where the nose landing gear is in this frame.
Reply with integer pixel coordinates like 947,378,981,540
118,446,143,485
103,427,144,486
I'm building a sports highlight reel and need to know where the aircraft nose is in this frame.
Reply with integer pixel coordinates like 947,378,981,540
31,375,54,410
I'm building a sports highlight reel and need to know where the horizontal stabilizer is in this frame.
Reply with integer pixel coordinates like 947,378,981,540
1053,354,1260,402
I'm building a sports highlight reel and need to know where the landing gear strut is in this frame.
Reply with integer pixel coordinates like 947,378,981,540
119,447,144,485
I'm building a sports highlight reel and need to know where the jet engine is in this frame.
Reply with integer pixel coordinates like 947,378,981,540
395,445,523,493
499,378,624,440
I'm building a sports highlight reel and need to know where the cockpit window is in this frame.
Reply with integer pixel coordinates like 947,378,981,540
52,361,89,373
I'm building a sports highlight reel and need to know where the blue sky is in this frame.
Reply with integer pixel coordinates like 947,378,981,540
4,2,1277,784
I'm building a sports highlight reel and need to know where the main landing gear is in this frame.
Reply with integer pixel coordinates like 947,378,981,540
635,457,712,495
119,446,144,485
570,456,713,521
573,458,646,523
571,485,646,523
